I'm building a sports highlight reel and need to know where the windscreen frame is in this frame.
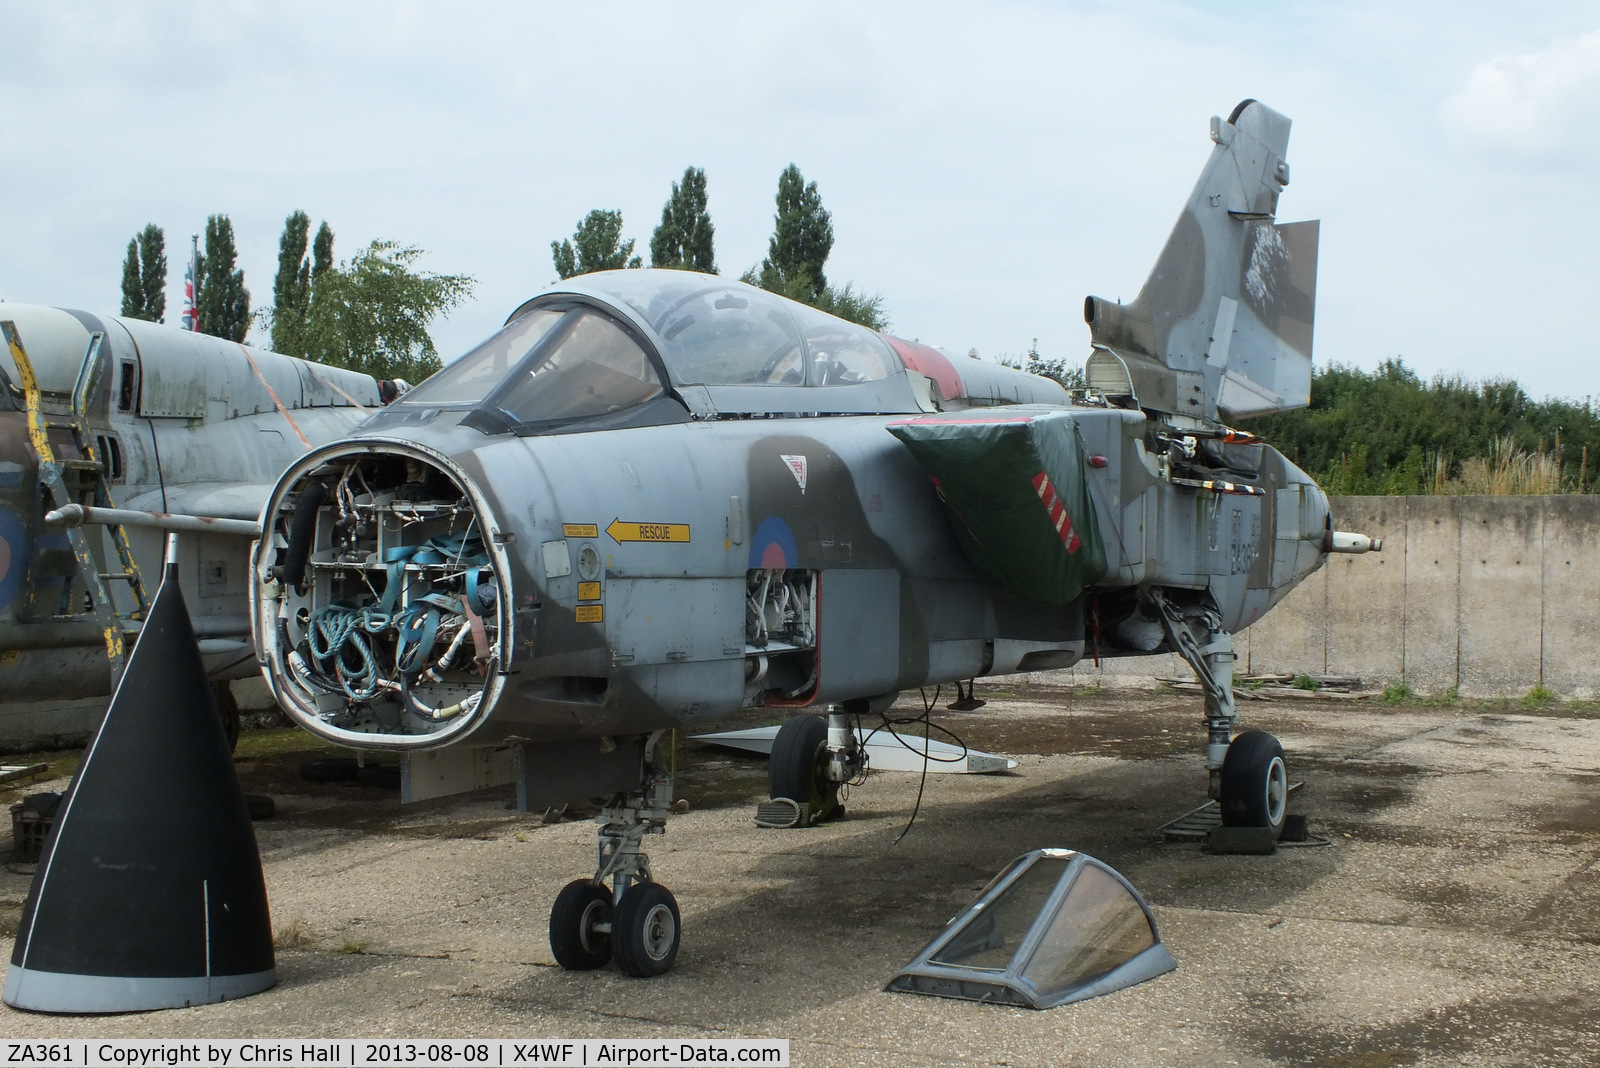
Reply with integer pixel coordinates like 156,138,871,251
463,297,683,435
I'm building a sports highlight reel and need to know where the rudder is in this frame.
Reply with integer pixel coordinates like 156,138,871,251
1084,100,1318,421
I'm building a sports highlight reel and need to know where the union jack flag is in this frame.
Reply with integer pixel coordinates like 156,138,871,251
179,235,199,331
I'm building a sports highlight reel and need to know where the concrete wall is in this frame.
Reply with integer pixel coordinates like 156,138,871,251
1242,495,1600,698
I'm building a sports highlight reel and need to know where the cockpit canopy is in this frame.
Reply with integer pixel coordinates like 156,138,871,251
388,270,1066,435
576,270,897,389
392,271,916,433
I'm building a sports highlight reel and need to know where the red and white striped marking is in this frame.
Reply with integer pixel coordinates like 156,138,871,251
1031,471,1081,552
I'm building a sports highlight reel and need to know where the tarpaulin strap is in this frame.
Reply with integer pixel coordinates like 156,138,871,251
381,545,416,616
301,362,370,411
235,343,311,450
461,594,490,674
395,605,442,674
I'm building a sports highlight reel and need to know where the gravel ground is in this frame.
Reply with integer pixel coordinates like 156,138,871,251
0,682,1595,1067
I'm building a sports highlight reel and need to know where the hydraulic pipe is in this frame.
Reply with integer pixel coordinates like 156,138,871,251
45,503,261,538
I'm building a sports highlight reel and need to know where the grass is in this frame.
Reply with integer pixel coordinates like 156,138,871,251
336,938,371,955
1291,674,1321,692
273,915,312,949
1381,680,1414,703
1523,684,1556,707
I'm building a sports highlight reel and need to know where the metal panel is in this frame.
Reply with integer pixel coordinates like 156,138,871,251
605,577,744,664
816,568,900,700
514,737,643,811
402,746,518,803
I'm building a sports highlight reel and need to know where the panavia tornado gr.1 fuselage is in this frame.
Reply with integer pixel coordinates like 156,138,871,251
251,99,1377,978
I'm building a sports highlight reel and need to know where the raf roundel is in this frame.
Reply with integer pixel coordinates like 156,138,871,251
0,507,28,612
749,516,798,570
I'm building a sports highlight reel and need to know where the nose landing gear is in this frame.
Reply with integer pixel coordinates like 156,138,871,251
548,732,683,977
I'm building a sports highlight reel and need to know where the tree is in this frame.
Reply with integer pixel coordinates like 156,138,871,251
551,210,642,279
300,241,474,382
649,167,717,274
195,214,251,342
742,268,888,331
271,211,314,355
1246,358,1600,495
745,164,887,330
119,224,167,322
312,222,335,280
759,164,833,302
1002,340,1086,389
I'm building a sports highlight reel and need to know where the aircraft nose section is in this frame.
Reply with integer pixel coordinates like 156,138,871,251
251,440,514,750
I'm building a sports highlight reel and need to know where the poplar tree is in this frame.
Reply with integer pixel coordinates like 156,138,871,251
119,224,167,322
195,214,251,342
649,167,717,274
551,210,642,279
759,164,833,302
312,222,335,281
271,211,313,355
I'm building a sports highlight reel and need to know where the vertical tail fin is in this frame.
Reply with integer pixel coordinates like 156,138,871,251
1084,100,1318,421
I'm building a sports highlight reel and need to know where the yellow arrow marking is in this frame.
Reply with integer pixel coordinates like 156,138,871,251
606,519,690,544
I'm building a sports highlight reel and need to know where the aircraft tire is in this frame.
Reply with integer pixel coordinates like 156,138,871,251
769,713,839,823
612,882,681,978
212,682,241,753
1219,730,1288,834
550,879,612,970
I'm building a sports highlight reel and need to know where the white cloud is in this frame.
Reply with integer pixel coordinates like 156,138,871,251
1442,30,1600,159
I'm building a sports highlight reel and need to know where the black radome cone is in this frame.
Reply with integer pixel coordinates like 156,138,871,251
4,562,275,1012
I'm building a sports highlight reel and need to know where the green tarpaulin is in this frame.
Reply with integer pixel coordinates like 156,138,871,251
888,409,1106,606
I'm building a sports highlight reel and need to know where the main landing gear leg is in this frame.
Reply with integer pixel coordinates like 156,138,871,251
549,731,681,977
1148,590,1287,837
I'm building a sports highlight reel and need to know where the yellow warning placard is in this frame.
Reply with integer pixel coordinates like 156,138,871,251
563,523,599,538
575,605,604,623
606,519,690,544
578,581,601,601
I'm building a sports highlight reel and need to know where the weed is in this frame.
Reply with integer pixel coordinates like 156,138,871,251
273,915,311,949
336,938,370,955
1291,674,1321,692
1523,684,1556,707
1381,680,1414,703
1428,686,1461,707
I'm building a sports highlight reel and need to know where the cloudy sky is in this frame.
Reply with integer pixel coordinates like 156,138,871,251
4,1,1599,401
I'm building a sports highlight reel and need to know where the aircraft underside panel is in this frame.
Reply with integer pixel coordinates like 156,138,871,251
814,568,900,703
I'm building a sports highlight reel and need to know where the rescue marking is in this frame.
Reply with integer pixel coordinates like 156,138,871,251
575,605,604,623
562,523,599,538
577,581,601,601
606,519,690,544
780,454,808,493
1031,471,1082,553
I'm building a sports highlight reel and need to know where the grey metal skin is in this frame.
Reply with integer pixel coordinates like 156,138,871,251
252,100,1369,769
0,306,381,705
